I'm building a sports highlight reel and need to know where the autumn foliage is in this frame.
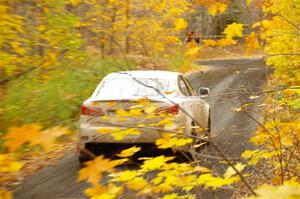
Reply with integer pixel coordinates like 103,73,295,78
0,0,300,198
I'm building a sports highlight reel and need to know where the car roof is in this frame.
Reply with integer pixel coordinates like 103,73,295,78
105,70,181,79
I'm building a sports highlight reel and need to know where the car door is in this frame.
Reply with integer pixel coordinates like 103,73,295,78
185,76,210,128
178,76,199,122
180,76,207,127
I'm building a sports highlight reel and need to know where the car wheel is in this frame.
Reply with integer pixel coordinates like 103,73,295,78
78,147,94,164
205,114,211,145
190,117,211,153
190,122,206,153
78,157,87,163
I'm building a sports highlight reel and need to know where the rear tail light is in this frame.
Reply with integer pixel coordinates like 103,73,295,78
81,105,104,116
156,104,179,115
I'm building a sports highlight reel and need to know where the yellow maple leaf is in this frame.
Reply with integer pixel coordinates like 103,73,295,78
245,184,300,199
223,23,244,39
165,36,181,44
232,107,242,112
126,177,148,190
208,4,218,16
185,46,204,57
115,109,129,117
241,150,260,159
11,41,20,50
245,32,259,54
164,90,175,95
246,0,253,6
38,25,46,32
193,166,211,173
78,160,105,185
97,127,119,135
84,183,123,199
218,2,227,13
153,182,173,193
151,176,163,185
156,117,174,127
4,125,69,152
84,184,106,198
144,106,158,114
193,142,207,149
78,156,122,185
252,21,261,29
129,108,143,116
100,116,110,120
0,154,24,172
111,128,141,140
136,98,150,106
217,38,237,46
31,126,70,151
117,146,141,157
208,2,228,16
69,0,81,6
202,39,217,47
224,163,246,178
197,173,239,189
161,193,178,199
4,124,42,152
30,130,57,151
248,95,259,100
108,101,117,107
0,189,12,199
141,156,174,171
174,18,187,30
110,170,138,182
156,134,192,149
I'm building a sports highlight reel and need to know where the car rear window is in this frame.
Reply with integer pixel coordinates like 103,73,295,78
96,78,171,99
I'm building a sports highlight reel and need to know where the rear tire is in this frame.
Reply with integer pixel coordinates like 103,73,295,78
78,157,87,163
189,115,211,158
190,122,205,153
78,146,94,164
206,114,211,142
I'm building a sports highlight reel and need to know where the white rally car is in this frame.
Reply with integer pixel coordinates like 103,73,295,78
78,70,210,161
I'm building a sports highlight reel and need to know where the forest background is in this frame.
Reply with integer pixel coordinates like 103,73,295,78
0,0,299,198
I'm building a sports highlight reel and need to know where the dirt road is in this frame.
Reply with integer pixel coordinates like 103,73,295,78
14,58,267,199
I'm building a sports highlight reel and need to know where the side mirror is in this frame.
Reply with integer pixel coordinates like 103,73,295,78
198,87,210,98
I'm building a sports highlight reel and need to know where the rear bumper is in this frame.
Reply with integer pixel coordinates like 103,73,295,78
77,115,188,159
78,112,187,143
78,124,182,144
